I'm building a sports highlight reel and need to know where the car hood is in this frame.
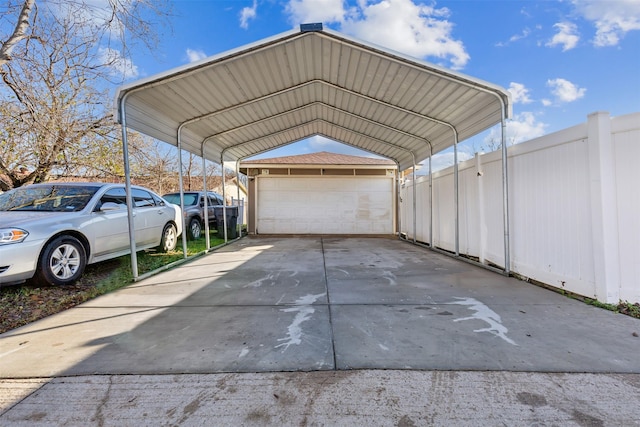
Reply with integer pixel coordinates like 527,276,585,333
0,211,76,228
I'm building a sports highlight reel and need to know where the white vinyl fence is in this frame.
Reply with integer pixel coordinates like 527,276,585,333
400,111,640,304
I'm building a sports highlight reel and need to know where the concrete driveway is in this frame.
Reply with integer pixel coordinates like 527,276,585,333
2,236,640,425
2,236,639,376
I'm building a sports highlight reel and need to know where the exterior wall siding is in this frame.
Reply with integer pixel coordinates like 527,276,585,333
400,111,640,304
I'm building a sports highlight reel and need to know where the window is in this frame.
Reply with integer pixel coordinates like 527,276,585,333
152,193,165,206
0,185,99,212
210,194,224,205
99,188,127,207
182,194,198,206
132,189,156,208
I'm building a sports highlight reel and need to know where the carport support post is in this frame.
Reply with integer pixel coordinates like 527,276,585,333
500,110,511,275
236,160,242,229
412,164,417,243
476,153,486,265
454,137,459,256
177,126,188,258
396,172,401,238
201,151,211,250
119,97,139,279
429,151,433,247
221,156,228,242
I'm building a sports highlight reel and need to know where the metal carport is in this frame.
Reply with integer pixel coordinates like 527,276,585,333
115,23,512,279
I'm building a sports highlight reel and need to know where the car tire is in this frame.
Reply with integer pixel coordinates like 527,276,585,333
188,218,202,240
35,235,86,286
158,223,178,252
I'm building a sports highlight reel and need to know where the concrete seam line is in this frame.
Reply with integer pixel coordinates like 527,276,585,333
321,237,338,369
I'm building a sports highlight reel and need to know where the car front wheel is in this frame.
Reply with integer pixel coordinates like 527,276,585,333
158,223,178,252
36,235,87,286
188,218,202,240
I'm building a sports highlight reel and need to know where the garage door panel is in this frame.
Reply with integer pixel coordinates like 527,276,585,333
257,177,393,234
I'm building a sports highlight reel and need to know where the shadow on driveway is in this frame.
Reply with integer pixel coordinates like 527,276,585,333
1,236,639,378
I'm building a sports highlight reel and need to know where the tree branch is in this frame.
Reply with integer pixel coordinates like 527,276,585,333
0,0,37,67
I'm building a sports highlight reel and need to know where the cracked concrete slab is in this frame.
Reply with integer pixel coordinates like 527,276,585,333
2,371,639,426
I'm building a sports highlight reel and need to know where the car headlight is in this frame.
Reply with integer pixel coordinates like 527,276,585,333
0,228,29,245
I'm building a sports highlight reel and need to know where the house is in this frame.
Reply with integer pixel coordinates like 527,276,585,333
240,152,397,235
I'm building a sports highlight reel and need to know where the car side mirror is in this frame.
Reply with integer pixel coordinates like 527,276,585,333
100,202,123,212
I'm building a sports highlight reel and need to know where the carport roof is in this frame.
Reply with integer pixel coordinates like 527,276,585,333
116,24,511,171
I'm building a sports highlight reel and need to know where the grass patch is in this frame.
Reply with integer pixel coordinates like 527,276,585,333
584,298,640,319
0,233,227,334
617,301,640,318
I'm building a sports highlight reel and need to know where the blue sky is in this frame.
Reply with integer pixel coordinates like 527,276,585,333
124,0,640,169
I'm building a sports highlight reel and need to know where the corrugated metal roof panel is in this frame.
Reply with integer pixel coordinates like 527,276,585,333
117,27,510,171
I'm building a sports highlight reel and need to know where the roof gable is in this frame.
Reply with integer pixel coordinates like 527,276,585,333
241,151,396,166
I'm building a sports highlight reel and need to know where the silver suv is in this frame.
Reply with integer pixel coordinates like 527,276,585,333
162,191,223,240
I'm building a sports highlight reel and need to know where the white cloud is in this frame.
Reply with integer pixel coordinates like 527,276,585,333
308,135,340,151
428,149,474,172
546,22,580,51
496,28,531,47
240,0,259,29
98,47,138,79
511,28,531,42
424,112,547,171
483,112,547,147
508,82,533,104
571,0,640,47
186,49,207,63
248,135,383,159
496,24,545,47
505,112,547,144
285,0,470,70
307,136,378,156
546,78,586,103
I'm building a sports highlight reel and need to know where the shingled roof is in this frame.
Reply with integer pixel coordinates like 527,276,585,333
241,151,396,166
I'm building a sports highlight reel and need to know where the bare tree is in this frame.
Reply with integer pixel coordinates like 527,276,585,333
471,130,522,156
0,0,171,190
1,1,170,68
128,136,177,194
0,12,115,189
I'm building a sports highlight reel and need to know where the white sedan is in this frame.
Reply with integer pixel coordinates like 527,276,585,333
0,182,182,286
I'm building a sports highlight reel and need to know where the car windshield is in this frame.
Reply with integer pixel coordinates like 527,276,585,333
0,185,99,212
163,193,198,206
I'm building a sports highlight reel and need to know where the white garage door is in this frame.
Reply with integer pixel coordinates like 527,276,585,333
257,176,394,234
